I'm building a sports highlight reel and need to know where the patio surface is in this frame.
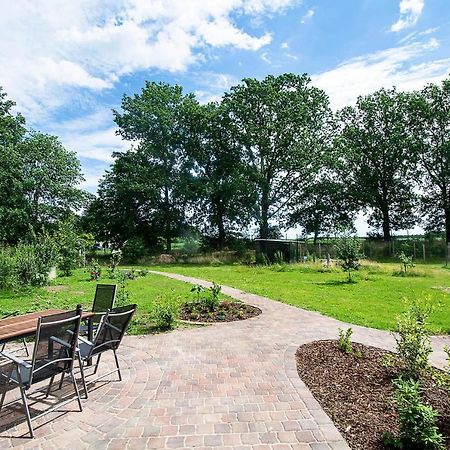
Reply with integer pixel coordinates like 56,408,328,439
1,271,449,449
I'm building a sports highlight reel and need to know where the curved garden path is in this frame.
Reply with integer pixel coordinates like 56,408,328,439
2,271,449,449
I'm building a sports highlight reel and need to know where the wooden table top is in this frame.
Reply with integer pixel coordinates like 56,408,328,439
0,310,95,343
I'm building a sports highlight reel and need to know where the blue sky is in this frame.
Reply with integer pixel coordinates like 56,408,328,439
1,0,450,235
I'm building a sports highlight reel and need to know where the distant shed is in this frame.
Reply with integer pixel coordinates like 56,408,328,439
254,239,305,263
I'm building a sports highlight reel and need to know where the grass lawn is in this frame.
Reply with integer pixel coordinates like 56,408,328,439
0,269,197,335
151,261,450,334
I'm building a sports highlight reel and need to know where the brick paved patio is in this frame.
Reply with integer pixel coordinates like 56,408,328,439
1,271,449,449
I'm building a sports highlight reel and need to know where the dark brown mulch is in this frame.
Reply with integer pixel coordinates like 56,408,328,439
295,340,450,450
180,300,261,323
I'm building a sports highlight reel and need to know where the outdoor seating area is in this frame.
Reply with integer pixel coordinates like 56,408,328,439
0,284,136,438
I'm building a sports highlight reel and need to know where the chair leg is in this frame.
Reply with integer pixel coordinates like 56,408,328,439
58,372,65,391
0,390,6,410
77,354,88,399
113,349,122,382
18,381,34,438
93,354,102,375
45,375,55,398
22,339,29,357
69,371,83,412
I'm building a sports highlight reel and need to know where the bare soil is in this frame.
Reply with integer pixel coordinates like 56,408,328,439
181,300,261,323
295,340,450,449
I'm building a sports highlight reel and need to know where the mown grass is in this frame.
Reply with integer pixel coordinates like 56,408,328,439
151,261,450,334
0,268,197,335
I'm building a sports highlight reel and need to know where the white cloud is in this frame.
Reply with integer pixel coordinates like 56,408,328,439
391,0,425,32
280,42,289,49
0,0,298,123
301,8,315,24
46,109,128,163
195,72,240,104
313,38,449,110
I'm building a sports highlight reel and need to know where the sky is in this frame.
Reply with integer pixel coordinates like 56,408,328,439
1,0,450,236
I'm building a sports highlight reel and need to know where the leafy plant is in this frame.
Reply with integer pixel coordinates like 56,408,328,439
395,300,433,378
115,271,130,308
383,377,444,450
152,296,180,330
0,247,17,289
397,251,415,275
108,249,122,277
200,282,222,312
89,259,101,281
190,284,205,301
56,220,81,276
338,327,353,354
335,237,363,282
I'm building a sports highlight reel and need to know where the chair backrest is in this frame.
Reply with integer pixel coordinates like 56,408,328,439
89,304,136,358
92,284,117,313
29,306,82,386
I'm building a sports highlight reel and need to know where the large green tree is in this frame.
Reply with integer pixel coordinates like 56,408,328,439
409,78,450,243
0,130,86,242
112,82,196,251
0,87,25,146
184,101,256,248
287,178,355,245
223,73,332,239
337,88,417,241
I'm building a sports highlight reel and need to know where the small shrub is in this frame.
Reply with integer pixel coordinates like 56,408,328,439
152,296,180,330
395,300,433,378
255,252,269,266
397,251,415,275
335,237,363,282
14,244,48,286
56,220,81,276
115,271,130,307
383,377,444,450
338,327,353,354
190,284,205,301
108,249,122,277
200,282,221,312
89,259,101,281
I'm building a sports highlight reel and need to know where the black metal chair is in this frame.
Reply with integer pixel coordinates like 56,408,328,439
1,312,29,356
77,304,136,399
80,284,117,336
0,307,83,438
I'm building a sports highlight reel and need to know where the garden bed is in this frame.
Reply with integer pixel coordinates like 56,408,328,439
180,300,261,323
295,340,450,449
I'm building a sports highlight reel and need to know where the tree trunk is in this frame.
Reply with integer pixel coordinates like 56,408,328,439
445,207,450,245
381,207,391,242
260,188,269,239
217,213,226,250
164,186,171,252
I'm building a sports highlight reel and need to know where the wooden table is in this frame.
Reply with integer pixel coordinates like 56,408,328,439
0,309,95,345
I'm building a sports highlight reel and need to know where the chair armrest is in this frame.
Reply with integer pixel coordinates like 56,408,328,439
49,335,72,349
77,335,93,345
0,351,32,368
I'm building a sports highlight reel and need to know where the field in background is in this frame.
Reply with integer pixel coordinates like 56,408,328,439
152,261,450,334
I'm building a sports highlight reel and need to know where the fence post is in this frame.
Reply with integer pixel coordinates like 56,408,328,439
413,242,416,259
422,243,426,262
318,243,322,259
447,243,450,267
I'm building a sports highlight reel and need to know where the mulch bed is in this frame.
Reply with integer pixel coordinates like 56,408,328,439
180,300,261,323
295,340,450,449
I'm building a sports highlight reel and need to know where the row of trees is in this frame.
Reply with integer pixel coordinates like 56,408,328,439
0,87,88,244
84,74,450,251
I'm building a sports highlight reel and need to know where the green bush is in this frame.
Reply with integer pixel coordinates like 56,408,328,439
122,237,148,263
0,247,17,289
200,282,221,312
395,300,433,378
152,296,180,330
14,244,49,286
397,251,415,275
383,378,444,450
